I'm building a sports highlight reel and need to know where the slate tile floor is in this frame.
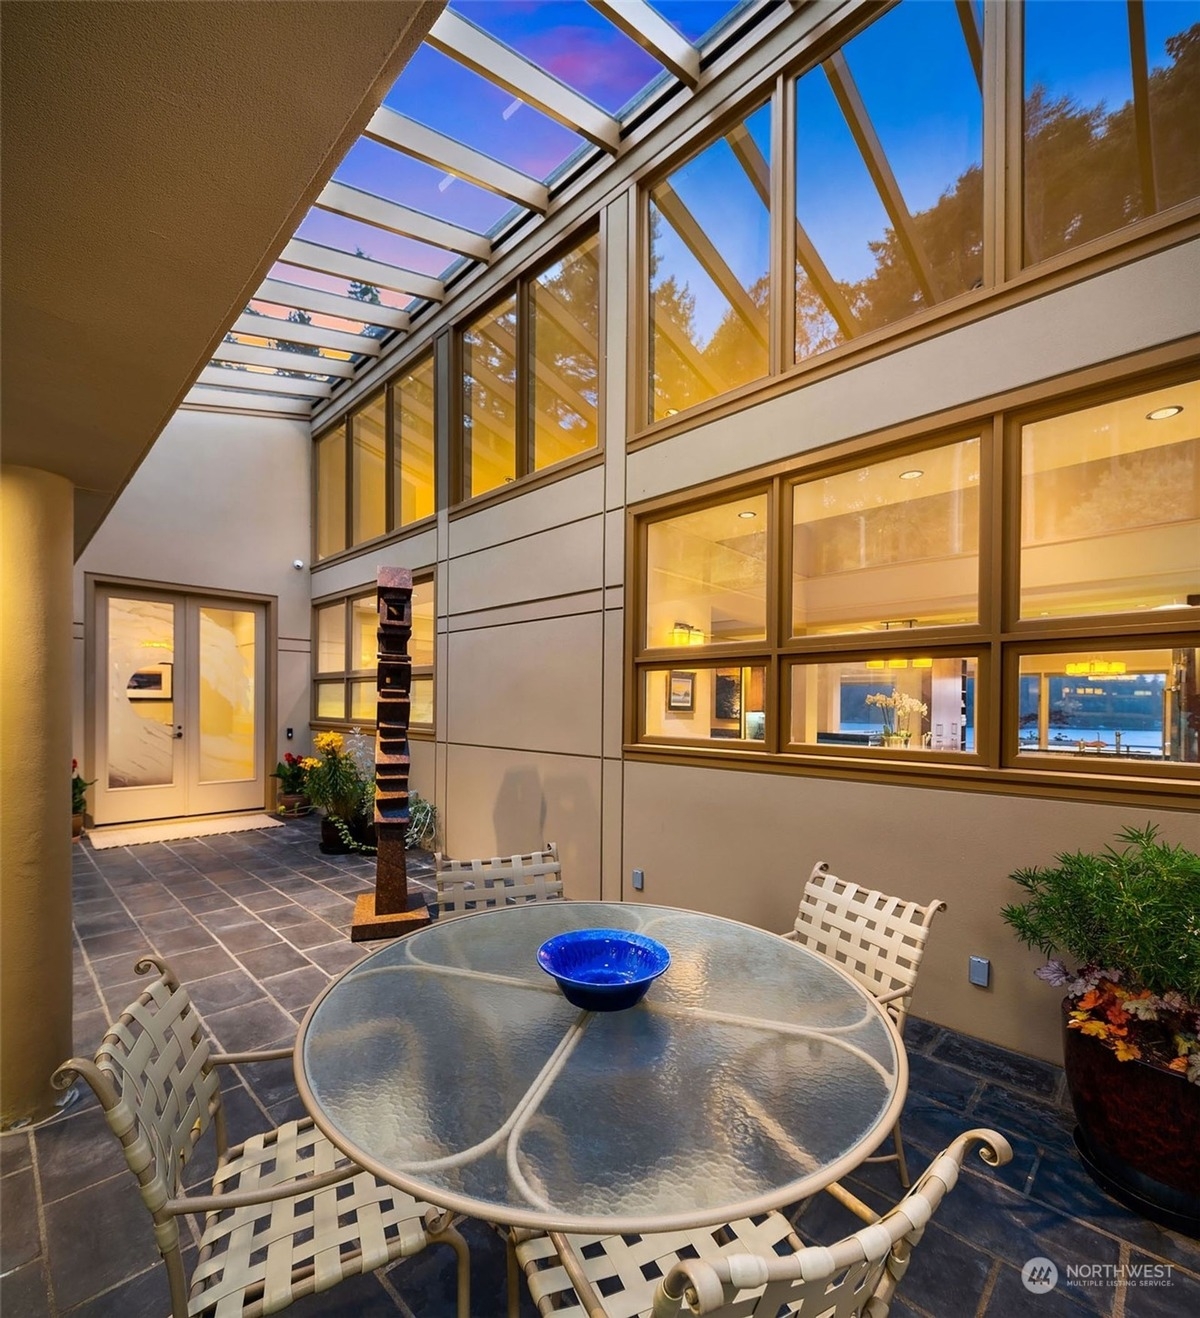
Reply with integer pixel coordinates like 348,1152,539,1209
3,817,1199,1317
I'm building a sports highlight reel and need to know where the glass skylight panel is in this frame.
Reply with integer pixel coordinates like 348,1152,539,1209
648,0,752,48
334,138,514,235
381,44,581,182
249,299,371,337
295,209,455,279
268,261,413,312
450,0,663,115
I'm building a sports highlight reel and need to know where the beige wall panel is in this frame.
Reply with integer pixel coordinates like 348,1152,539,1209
449,466,605,558
75,410,311,638
447,612,603,756
621,760,1200,1063
628,239,1200,503
603,606,625,760
601,757,624,902
311,527,439,600
436,628,449,743
444,743,602,898
449,590,604,633
409,736,435,803
447,515,604,615
277,647,311,758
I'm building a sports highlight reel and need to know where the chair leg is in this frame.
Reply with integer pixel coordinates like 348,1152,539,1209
506,1231,521,1318
892,1120,911,1190
430,1222,472,1318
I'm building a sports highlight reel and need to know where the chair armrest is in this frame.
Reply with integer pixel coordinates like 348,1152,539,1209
210,1047,295,1065
779,929,799,942
872,987,909,1007
161,1162,356,1215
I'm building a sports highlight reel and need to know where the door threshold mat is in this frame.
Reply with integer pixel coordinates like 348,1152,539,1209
86,814,284,849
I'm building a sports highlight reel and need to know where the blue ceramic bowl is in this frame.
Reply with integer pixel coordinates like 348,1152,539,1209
537,929,671,1012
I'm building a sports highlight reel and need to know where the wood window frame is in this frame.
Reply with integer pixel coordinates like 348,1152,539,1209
311,572,436,738
627,351,1200,808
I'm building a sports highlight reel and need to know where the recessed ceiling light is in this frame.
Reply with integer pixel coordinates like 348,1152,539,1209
899,469,924,481
1146,405,1183,421
738,510,757,519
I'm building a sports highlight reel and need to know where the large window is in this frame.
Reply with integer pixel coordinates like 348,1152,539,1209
313,575,435,731
462,228,600,500
641,0,1200,431
314,357,437,561
632,367,1200,800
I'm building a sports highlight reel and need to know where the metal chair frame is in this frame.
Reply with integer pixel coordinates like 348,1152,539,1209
53,955,469,1318
510,1129,1011,1318
434,841,563,917
782,861,946,1187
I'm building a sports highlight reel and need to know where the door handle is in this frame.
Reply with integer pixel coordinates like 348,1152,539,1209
172,725,184,740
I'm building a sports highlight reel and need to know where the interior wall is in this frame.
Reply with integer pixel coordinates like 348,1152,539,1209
73,408,313,777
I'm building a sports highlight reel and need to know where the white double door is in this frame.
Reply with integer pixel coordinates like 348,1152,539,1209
93,586,267,825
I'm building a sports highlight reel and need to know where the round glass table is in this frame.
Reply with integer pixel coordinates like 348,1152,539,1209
296,902,906,1234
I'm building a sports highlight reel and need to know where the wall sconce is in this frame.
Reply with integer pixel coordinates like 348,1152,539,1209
865,657,933,670
1065,660,1127,676
671,621,705,646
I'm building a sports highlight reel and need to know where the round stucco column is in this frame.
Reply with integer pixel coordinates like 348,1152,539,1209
1,465,74,1126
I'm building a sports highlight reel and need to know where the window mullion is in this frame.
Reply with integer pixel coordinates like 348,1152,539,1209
516,276,533,478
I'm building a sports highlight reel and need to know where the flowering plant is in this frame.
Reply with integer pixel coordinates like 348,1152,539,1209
72,759,95,814
864,687,927,738
303,730,374,824
271,752,309,794
1002,825,1200,1084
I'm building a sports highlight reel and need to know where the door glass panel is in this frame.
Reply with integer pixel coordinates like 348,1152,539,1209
198,608,256,783
107,597,176,788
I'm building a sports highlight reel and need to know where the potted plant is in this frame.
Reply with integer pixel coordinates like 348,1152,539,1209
303,731,376,853
71,759,95,837
271,752,311,816
1002,824,1200,1234
865,687,927,747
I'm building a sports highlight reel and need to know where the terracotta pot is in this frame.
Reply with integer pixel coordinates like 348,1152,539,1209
277,792,310,816
72,812,84,839
1062,1000,1200,1236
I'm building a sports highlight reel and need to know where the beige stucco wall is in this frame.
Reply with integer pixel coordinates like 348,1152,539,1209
73,408,314,775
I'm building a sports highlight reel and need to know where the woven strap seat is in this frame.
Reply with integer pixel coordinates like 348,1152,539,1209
53,955,469,1318
510,1130,1011,1318
435,841,563,916
782,862,946,1187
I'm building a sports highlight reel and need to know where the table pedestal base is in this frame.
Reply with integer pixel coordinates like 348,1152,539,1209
350,892,431,941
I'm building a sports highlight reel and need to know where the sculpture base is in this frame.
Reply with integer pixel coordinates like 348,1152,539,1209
350,891,431,941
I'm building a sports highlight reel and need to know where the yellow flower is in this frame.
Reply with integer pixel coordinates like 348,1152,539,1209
314,731,344,755
300,757,320,771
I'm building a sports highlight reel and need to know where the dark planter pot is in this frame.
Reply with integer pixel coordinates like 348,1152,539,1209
1062,1000,1200,1237
318,816,376,854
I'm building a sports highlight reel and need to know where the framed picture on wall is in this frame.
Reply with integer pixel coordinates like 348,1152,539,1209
667,670,695,712
126,663,173,700
714,669,741,721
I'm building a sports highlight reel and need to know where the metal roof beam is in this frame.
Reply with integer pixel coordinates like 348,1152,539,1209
195,366,332,398
210,339,357,378
255,277,410,330
315,181,492,261
364,107,549,213
427,8,621,153
185,386,313,416
588,0,700,88
281,238,445,301
232,313,383,357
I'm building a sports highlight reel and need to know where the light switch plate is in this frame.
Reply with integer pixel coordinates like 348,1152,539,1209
968,956,991,987
631,868,644,891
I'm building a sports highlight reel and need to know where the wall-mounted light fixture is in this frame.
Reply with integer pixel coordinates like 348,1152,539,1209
1065,660,1127,676
671,621,705,646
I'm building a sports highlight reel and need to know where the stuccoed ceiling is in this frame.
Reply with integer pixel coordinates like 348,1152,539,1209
0,0,444,551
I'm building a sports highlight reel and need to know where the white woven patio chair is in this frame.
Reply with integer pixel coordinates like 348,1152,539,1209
782,861,947,1186
435,841,563,917
510,1128,1010,1318
52,955,469,1318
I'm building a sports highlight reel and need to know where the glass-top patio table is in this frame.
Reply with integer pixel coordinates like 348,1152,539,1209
295,902,906,1235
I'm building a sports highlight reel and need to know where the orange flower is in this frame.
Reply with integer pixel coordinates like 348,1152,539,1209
1168,1056,1189,1073
1077,988,1103,1011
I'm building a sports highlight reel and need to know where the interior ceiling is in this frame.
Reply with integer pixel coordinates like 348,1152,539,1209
0,0,444,551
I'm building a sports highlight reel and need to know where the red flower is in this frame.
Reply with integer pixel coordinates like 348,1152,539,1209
72,759,78,771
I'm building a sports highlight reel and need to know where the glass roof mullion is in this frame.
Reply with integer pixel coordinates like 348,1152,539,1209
210,340,356,379
281,239,445,302
364,107,550,214
231,313,383,359
427,9,621,153
256,278,411,331
315,181,493,262
589,0,700,88
196,367,332,399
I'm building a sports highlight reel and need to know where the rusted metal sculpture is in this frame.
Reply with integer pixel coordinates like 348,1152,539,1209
350,567,431,940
